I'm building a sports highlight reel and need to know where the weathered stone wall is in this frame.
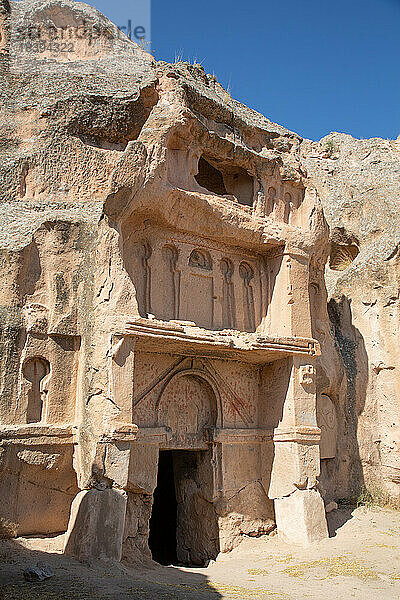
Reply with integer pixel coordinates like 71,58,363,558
302,134,400,503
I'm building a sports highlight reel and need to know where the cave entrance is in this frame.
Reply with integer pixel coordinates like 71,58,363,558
148,450,178,565
148,449,219,567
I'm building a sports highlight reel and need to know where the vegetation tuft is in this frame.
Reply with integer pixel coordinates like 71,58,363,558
323,139,339,157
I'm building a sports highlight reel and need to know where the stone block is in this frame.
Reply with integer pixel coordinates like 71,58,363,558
128,443,158,494
274,488,328,546
64,489,127,561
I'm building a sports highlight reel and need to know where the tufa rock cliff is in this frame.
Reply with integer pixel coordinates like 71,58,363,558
0,0,399,561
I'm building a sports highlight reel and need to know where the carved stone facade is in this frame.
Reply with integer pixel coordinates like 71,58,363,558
0,0,330,565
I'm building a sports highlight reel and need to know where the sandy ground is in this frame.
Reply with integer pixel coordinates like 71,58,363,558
1,506,400,600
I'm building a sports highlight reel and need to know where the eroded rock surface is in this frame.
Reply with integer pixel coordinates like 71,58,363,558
302,133,400,502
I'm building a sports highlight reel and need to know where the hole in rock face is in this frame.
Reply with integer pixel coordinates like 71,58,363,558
195,157,227,196
329,242,359,271
195,155,254,206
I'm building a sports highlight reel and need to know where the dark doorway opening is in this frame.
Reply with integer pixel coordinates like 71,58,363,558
148,450,177,565
149,449,220,567
195,157,227,196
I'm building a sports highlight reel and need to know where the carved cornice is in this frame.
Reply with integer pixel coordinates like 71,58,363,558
273,426,321,443
122,318,320,364
135,426,275,446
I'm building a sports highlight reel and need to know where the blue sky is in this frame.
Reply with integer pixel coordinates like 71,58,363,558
150,0,400,140
24,0,400,140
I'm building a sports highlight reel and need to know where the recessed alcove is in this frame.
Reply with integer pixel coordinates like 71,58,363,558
123,228,266,332
328,227,360,271
195,157,227,196
329,242,359,271
23,357,50,424
195,155,254,206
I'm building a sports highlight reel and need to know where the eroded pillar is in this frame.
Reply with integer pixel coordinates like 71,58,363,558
64,334,138,561
269,355,328,545
268,247,328,545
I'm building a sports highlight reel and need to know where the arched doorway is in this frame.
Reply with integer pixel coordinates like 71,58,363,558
149,372,220,566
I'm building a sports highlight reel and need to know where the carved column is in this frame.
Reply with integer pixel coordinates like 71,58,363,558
269,247,312,338
64,334,138,561
268,246,328,544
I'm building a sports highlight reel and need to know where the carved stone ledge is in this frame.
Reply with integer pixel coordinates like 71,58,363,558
121,318,320,364
210,428,274,444
273,426,321,444
99,423,139,443
0,424,75,445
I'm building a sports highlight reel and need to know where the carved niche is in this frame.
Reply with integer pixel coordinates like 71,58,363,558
189,249,212,270
157,373,217,445
126,227,266,332
161,244,180,320
220,258,236,329
262,183,304,225
266,186,276,216
283,192,292,224
239,262,256,332
22,357,51,423
134,241,152,317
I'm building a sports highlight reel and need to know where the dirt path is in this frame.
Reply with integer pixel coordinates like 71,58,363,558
1,507,400,599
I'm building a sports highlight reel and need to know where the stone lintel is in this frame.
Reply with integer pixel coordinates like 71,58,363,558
118,318,320,364
0,424,74,445
135,426,172,444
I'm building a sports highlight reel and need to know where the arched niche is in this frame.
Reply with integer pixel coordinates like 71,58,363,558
239,261,256,332
156,370,220,447
266,186,276,216
22,357,51,424
189,248,212,271
133,241,152,317
283,192,292,224
161,244,180,320
220,258,236,329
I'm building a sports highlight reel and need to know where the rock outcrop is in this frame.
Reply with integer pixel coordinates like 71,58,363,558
302,133,400,502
